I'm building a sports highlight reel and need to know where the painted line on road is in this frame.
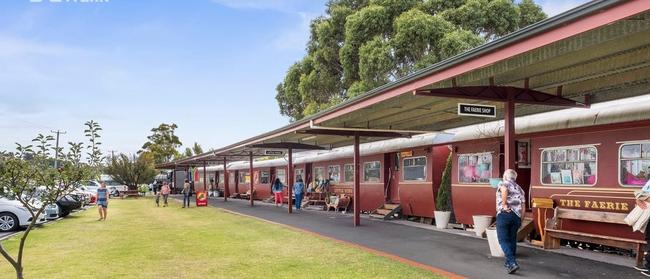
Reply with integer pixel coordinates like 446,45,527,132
216,206,467,279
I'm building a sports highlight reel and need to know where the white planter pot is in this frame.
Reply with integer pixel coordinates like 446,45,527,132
472,215,493,237
486,227,504,257
434,211,451,229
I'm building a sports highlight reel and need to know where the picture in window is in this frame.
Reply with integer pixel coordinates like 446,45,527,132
314,167,325,185
260,171,270,184
239,171,250,183
458,153,492,183
403,156,427,181
344,164,354,182
328,165,340,183
620,143,650,186
541,146,597,185
364,161,381,182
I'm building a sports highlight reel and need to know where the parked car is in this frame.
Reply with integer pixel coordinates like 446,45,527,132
0,197,46,232
44,204,60,220
56,194,82,217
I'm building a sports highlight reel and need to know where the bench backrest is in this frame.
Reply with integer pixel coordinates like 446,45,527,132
556,208,628,225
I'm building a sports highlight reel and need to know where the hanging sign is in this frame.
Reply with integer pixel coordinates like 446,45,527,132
458,103,496,118
196,191,208,206
265,150,285,156
400,151,413,157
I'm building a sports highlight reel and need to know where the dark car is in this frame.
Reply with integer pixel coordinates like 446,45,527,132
56,194,83,217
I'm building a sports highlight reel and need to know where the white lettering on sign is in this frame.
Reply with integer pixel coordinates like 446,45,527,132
457,103,496,118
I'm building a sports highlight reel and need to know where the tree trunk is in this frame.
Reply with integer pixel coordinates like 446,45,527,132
16,266,23,279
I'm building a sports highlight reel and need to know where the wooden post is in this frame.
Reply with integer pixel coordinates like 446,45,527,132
223,158,228,202
288,148,293,214
203,161,207,192
504,96,516,170
353,134,361,227
249,151,254,207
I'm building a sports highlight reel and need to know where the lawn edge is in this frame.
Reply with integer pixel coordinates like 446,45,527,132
216,207,466,279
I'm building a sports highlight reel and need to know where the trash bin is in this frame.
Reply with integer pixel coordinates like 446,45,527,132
486,226,504,257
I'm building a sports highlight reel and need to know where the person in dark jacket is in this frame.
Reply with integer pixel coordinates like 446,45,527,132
293,178,305,211
272,178,285,207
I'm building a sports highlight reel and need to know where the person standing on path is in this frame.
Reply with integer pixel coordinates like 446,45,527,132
293,178,305,211
161,181,171,207
633,179,650,276
496,169,525,274
182,179,191,208
272,178,285,207
96,181,109,221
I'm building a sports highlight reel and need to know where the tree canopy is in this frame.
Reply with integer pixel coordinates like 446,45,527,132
140,123,182,164
276,0,546,121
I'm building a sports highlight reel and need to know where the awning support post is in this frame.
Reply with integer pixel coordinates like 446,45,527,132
288,148,293,214
223,157,228,202
249,151,254,207
353,134,361,227
504,96,516,170
203,161,207,192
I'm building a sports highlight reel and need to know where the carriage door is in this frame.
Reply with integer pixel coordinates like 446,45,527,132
385,153,400,203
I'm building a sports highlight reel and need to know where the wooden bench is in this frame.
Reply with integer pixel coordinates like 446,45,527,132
304,192,327,209
120,190,140,199
239,189,256,200
544,207,646,267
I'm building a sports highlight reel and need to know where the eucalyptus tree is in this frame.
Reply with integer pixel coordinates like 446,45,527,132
276,0,546,121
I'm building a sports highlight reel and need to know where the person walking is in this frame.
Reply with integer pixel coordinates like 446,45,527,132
634,179,650,276
96,181,109,221
496,169,525,274
161,181,171,207
155,190,161,207
182,179,191,208
293,178,305,211
272,178,285,207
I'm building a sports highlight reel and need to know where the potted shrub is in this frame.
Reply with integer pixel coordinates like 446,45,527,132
434,153,453,229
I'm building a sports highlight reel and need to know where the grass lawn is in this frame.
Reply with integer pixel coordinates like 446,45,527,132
0,198,445,279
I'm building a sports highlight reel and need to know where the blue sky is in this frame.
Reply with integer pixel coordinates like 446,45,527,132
0,0,589,155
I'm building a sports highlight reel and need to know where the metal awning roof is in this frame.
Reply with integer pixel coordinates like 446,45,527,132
160,0,650,168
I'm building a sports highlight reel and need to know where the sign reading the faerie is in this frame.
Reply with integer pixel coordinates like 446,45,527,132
264,150,284,156
457,103,496,118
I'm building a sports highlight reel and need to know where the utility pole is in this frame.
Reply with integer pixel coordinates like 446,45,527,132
51,130,66,168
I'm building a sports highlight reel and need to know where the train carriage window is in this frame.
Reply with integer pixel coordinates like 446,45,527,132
219,173,224,184
295,169,304,182
276,168,286,184
344,164,354,182
541,145,597,186
458,153,492,184
619,142,650,187
364,161,381,183
314,167,325,185
260,171,270,184
328,165,341,183
403,156,427,181
239,171,250,183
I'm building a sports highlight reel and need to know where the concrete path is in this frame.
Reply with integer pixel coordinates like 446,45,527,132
199,197,643,279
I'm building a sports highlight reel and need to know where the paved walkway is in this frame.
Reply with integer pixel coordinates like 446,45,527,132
200,197,643,279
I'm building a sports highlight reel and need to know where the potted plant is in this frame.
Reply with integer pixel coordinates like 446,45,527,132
434,153,453,229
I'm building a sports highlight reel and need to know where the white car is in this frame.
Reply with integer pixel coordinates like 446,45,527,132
0,197,46,232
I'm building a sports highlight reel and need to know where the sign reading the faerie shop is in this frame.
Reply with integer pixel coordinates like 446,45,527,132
457,103,496,118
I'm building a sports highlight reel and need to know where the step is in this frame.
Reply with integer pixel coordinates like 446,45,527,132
369,214,386,219
383,203,400,210
517,217,534,242
375,209,392,216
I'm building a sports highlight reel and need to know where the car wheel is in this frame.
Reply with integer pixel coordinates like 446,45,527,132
0,212,19,232
59,210,70,217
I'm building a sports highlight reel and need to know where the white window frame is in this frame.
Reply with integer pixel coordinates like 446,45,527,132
313,167,325,184
294,168,304,182
260,170,270,184
276,168,287,184
402,156,427,181
239,171,250,184
618,140,650,187
328,165,341,183
539,144,598,187
344,164,354,183
363,161,381,183
457,152,493,184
